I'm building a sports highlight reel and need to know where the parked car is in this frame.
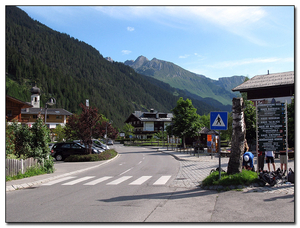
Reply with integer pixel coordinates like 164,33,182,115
50,142,87,161
75,141,104,154
107,139,114,145
73,140,104,154
48,143,55,150
51,142,103,161
92,139,110,150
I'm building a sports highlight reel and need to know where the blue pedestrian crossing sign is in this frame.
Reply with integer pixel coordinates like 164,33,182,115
210,112,228,130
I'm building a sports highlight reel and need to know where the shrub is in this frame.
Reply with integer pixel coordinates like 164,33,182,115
6,165,48,181
64,149,117,162
202,169,258,187
43,158,55,173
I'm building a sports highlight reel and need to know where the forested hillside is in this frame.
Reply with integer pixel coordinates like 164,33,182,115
5,6,173,128
5,6,226,129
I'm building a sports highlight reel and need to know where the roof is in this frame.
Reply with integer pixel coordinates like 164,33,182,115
125,110,173,123
232,71,294,92
21,108,73,116
6,95,33,109
198,127,219,135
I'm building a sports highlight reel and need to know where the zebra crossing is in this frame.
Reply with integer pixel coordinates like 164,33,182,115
42,175,172,186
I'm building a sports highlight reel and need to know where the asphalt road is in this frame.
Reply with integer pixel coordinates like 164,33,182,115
6,145,295,223
6,146,180,222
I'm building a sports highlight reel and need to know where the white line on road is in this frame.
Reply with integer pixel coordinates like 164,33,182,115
42,176,77,185
62,176,95,185
153,175,171,185
83,176,113,185
129,176,152,185
119,168,133,176
106,176,132,185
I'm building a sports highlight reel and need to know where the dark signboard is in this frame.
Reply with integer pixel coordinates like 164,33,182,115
257,103,286,151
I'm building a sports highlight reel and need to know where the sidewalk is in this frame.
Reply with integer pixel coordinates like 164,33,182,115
161,148,294,194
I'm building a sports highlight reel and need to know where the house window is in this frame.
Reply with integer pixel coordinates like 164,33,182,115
33,115,38,119
56,116,62,119
7,110,12,117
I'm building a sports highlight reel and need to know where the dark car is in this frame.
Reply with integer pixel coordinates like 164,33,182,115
50,142,88,161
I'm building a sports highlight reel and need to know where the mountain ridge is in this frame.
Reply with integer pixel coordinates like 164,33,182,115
6,6,229,129
124,55,245,106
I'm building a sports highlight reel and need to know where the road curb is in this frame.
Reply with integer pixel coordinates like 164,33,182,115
6,153,120,192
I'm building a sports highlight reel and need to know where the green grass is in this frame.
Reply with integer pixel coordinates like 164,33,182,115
6,165,48,182
64,149,118,162
202,169,259,187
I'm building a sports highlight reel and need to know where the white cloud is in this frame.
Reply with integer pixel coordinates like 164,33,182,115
127,27,135,32
121,50,132,55
179,54,190,59
94,6,269,45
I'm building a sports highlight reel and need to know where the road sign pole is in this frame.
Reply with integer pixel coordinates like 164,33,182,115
218,130,221,180
285,101,288,173
210,112,228,180
256,101,259,173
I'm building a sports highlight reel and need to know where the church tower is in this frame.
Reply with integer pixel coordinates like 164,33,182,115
30,85,41,108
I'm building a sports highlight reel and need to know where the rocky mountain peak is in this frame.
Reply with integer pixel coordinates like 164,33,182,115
105,57,114,62
133,55,149,68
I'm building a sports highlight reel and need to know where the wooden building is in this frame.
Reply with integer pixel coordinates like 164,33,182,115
125,109,173,139
6,85,72,129
6,95,33,123
20,85,72,129
21,107,72,128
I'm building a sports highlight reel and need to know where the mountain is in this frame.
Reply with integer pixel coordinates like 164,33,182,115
105,57,114,62
5,6,178,129
124,56,245,106
5,6,224,129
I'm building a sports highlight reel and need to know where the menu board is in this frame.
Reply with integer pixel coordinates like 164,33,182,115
257,103,286,151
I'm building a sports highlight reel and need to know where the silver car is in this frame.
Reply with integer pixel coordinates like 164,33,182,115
92,139,110,150
73,140,104,154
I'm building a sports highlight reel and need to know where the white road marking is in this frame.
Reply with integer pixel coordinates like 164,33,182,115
106,176,132,185
129,176,152,185
42,176,76,185
83,176,113,185
62,176,95,185
42,175,173,186
153,175,171,185
119,168,133,176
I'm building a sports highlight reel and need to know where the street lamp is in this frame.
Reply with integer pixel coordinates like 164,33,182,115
45,97,56,126
160,126,163,148
105,120,113,144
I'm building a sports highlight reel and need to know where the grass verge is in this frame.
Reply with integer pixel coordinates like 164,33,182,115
64,149,118,162
202,169,259,188
6,165,49,182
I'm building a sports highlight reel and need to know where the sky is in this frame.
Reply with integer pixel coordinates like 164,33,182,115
16,5,295,80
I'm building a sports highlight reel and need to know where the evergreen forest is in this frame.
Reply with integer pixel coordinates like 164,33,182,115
6,6,220,129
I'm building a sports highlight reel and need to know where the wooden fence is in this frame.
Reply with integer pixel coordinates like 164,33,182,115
6,157,40,177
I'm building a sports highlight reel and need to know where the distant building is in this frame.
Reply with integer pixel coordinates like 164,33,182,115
6,95,33,123
232,71,294,104
20,85,72,129
124,109,173,139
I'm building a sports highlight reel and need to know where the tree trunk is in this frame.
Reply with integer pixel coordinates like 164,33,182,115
227,98,246,175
